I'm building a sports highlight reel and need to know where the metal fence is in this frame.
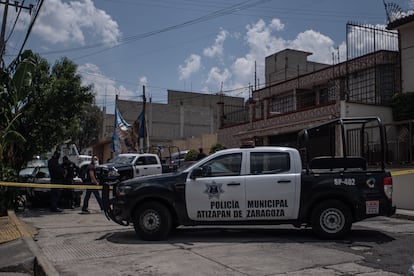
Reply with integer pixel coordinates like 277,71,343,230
221,104,248,126
347,121,414,165
346,22,399,60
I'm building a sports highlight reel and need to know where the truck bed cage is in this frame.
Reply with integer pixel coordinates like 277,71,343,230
298,117,386,172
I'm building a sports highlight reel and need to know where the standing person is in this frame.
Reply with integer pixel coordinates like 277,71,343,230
81,156,103,213
197,148,207,160
48,151,64,212
62,156,78,209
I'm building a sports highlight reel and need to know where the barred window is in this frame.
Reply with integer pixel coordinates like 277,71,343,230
270,94,294,114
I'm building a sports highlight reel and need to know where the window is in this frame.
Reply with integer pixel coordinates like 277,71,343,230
146,156,158,165
270,94,294,114
136,157,145,165
250,152,290,174
200,153,242,177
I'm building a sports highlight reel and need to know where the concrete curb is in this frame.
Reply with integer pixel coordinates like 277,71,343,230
7,211,59,276
394,209,414,221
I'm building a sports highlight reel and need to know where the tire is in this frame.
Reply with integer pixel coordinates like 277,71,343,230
311,200,352,239
133,202,172,241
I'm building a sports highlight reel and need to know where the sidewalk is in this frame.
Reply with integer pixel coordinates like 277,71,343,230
0,211,57,276
1,208,414,275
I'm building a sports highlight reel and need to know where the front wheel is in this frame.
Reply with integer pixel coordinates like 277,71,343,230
133,202,172,241
311,200,352,239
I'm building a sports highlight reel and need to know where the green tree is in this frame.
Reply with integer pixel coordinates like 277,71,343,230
0,50,34,168
77,105,103,152
1,52,96,169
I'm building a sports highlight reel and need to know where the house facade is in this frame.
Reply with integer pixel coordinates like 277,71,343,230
388,13,414,93
217,22,404,165
218,49,400,149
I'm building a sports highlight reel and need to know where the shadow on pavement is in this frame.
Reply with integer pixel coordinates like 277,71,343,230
105,227,395,245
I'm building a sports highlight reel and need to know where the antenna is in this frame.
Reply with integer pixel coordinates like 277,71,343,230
383,1,403,23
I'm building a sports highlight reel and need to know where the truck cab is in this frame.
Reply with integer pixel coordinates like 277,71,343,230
102,153,162,181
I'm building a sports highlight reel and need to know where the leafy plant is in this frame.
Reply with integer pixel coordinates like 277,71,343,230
391,92,414,121
0,166,18,216
209,143,226,154
185,149,199,161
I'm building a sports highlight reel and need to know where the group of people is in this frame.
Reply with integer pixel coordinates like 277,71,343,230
48,151,103,213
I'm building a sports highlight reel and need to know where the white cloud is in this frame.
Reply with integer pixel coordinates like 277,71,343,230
230,19,287,93
270,18,285,31
78,63,136,110
206,67,231,88
19,0,121,45
203,29,229,58
178,54,201,80
139,76,148,86
227,19,348,97
290,30,336,64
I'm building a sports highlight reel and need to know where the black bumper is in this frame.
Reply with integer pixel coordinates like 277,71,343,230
102,182,129,226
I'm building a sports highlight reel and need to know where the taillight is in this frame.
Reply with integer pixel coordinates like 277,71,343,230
383,177,393,201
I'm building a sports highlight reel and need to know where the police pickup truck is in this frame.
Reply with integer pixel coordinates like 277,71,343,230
100,153,162,181
103,117,396,240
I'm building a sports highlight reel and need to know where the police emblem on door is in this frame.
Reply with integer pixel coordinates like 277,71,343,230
204,181,224,199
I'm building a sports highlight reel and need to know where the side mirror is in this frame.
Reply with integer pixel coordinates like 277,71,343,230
190,167,203,179
36,172,46,178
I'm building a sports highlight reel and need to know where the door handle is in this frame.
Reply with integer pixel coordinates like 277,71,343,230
227,182,241,186
277,180,291,183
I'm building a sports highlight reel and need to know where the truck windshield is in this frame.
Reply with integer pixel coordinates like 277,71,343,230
110,156,135,164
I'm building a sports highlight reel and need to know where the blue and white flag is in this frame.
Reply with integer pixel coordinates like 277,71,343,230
111,108,134,154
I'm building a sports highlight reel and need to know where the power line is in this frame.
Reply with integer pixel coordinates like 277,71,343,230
0,0,35,68
36,0,273,60
11,0,44,67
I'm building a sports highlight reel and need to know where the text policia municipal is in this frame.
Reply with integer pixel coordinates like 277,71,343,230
196,199,288,219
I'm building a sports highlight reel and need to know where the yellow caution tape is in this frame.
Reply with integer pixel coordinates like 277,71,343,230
391,169,414,176
0,182,103,190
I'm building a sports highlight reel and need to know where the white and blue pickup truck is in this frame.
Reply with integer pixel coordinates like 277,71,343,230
103,117,396,240
99,153,162,181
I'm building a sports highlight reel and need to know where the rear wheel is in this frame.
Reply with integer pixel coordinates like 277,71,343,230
311,200,352,239
133,202,172,241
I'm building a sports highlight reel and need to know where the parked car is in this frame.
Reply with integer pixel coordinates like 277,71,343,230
25,166,83,208
18,159,48,182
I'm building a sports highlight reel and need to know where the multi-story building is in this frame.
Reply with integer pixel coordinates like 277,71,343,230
218,23,401,164
94,90,244,161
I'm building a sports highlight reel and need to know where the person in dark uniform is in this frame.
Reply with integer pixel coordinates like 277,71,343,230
197,148,207,160
81,156,103,213
62,156,78,209
48,151,64,212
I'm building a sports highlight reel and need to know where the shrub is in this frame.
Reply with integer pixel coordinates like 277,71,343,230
391,92,414,121
185,149,199,161
0,166,19,216
209,143,226,154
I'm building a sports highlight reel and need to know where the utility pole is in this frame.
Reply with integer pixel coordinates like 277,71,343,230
142,85,148,152
0,0,34,68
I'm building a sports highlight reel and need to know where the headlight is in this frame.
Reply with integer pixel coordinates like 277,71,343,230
108,167,120,177
116,185,132,196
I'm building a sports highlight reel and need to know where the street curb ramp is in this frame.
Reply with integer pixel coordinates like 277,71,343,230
8,211,59,276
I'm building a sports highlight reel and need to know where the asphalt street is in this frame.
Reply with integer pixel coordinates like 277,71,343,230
2,202,414,276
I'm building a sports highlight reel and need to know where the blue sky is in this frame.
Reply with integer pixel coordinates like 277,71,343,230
3,0,414,112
